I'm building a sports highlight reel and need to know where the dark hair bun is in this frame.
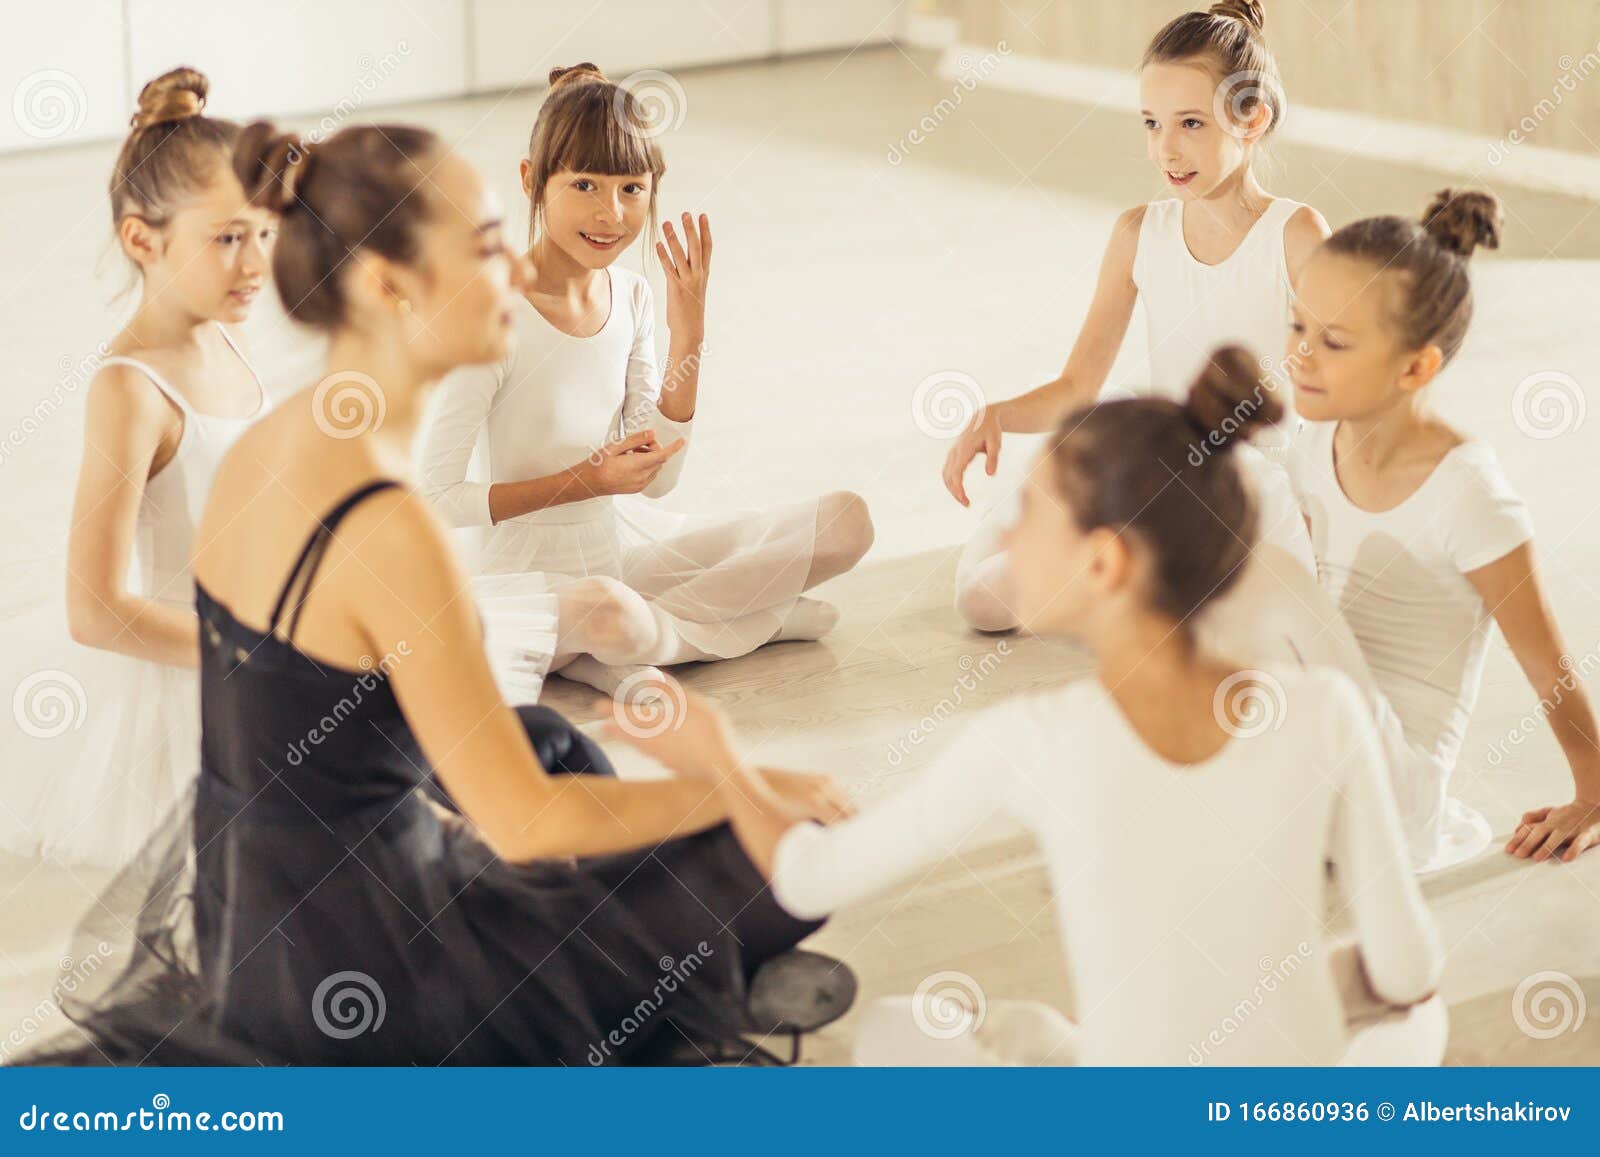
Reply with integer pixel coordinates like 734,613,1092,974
1184,344,1283,450
232,120,312,215
1207,0,1265,31
548,62,607,92
1421,188,1502,258
131,66,208,130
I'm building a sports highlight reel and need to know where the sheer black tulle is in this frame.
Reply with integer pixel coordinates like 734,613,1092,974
15,483,818,1066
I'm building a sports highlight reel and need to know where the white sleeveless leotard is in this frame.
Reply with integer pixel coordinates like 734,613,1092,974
0,324,267,868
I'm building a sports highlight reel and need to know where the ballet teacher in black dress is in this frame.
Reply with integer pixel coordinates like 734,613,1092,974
23,120,850,1066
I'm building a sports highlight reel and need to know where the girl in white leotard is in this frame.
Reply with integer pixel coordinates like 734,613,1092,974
419,63,872,703
1286,189,1600,869
0,68,273,868
608,348,1446,1066
942,1,1329,631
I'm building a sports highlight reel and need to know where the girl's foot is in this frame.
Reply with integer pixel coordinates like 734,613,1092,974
769,597,840,644
558,655,667,700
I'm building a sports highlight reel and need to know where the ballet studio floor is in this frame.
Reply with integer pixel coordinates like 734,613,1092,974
2,46,1598,1065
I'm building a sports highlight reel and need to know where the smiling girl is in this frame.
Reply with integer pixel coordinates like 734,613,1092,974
420,64,872,700
944,0,1329,632
1288,190,1600,867
0,67,273,867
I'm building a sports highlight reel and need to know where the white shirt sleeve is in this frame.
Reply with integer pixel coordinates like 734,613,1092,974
417,359,504,528
1324,671,1445,1004
617,275,693,499
1441,444,1534,574
770,702,1024,920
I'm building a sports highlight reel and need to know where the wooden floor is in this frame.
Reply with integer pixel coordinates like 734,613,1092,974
1,46,1598,1066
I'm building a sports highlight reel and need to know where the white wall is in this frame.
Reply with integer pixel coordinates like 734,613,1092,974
2,0,904,154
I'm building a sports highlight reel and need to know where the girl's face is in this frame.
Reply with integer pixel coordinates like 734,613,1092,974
388,151,523,374
1139,61,1260,198
129,163,276,323
1000,453,1104,635
1288,250,1424,422
534,168,652,270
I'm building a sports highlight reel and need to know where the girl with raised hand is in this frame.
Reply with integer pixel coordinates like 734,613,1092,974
1287,189,1600,867
610,348,1446,1066
0,67,272,867
22,120,852,1066
418,63,873,703
944,0,1328,631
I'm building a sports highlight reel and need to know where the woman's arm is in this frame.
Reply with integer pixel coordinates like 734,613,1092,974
65,365,198,667
942,206,1142,506
352,490,730,860
1467,544,1600,861
1325,675,1444,1006
605,680,1006,918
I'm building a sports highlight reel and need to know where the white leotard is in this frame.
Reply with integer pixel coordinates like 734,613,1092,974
770,665,1442,1065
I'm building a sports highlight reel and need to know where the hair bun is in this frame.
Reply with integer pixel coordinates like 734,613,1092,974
1207,0,1265,31
1421,188,1502,258
232,120,313,215
548,62,607,92
1184,344,1283,451
131,66,208,130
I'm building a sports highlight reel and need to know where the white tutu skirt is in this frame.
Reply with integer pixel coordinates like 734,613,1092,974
473,494,819,679
0,599,199,869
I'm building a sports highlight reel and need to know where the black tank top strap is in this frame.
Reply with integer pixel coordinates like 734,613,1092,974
267,479,403,642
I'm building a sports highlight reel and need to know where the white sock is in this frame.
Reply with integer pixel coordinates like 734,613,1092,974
770,597,840,644
557,655,667,699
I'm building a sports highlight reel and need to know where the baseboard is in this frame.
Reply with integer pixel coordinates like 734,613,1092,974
940,44,1600,204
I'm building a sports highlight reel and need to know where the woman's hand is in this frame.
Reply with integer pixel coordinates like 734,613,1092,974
578,430,685,497
657,212,711,347
1507,798,1600,862
598,676,739,781
754,768,856,825
942,406,1003,507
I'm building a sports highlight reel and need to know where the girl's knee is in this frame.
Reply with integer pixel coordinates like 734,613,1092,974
816,491,874,570
954,571,1019,633
559,577,656,655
